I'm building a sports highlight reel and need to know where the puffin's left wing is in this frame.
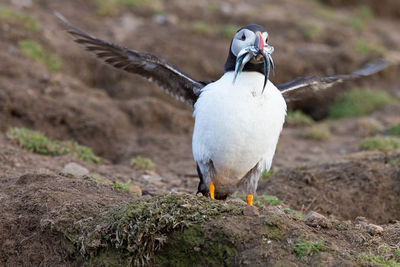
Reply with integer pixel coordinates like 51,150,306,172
277,60,388,103
56,13,204,105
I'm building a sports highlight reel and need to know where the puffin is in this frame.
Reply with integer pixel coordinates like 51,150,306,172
56,13,388,205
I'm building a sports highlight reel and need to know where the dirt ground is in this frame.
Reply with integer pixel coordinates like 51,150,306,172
1,0,400,266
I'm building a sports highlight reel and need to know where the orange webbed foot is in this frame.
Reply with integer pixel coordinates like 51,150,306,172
246,194,253,206
209,182,215,200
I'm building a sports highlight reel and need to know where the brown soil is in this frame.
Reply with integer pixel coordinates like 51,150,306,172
1,0,400,266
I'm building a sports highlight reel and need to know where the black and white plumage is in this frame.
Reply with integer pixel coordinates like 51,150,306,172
57,13,388,203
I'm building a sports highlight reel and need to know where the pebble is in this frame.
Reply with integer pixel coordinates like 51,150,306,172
366,224,383,235
129,185,142,196
62,162,89,177
304,211,332,229
243,205,260,216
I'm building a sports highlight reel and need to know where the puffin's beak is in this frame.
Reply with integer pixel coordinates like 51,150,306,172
233,32,274,93
255,32,264,53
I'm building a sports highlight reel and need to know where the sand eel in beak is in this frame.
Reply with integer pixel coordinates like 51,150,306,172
56,14,388,205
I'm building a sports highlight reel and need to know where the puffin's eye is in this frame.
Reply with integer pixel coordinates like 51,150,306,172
265,37,268,43
241,33,246,41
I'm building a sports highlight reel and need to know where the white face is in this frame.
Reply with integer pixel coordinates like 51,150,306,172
231,29,269,57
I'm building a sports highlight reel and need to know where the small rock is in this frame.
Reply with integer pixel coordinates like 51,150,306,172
129,185,142,196
354,216,368,227
193,246,201,252
305,211,332,229
366,224,383,235
153,14,167,24
62,162,89,177
226,198,246,205
243,205,260,216
273,207,285,215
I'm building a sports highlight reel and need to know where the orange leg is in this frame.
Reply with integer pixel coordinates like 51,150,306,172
209,182,215,200
246,194,253,206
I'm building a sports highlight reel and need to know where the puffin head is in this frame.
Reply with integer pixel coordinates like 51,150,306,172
224,24,274,92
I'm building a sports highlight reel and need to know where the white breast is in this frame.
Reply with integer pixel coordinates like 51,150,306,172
192,71,286,184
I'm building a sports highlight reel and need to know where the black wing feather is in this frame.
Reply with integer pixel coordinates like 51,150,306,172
277,60,389,103
56,12,204,105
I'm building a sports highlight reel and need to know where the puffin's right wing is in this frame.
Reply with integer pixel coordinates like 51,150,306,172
277,60,389,103
56,12,205,105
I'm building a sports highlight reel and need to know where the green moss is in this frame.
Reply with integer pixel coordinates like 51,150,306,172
156,225,236,266
349,4,373,31
96,0,161,16
301,127,331,141
387,158,400,166
255,194,280,206
19,40,61,72
354,38,386,56
359,253,400,267
91,174,105,183
286,110,315,127
328,88,394,119
298,21,321,41
317,8,343,23
261,169,276,180
7,127,100,163
262,215,286,240
234,193,280,206
294,239,325,259
395,250,400,260
96,0,119,16
112,180,130,192
0,5,40,32
388,123,400,136
359,137,400,152
130,156,154,170
283,208,305,220
192,21,212,35
66,194,242,265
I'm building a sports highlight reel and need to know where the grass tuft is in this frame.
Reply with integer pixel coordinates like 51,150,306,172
359,253,399,267
234,193,280,206
283,208,305,220
7,127,100,163
298,21,321,41
349,4,374,31
261,169,276,180
130,156,154,170
286,110,315,127
0,5,40,32
328,88,394,119
67,194,242,265
388,123,400,136
359,137,400,152
191,21,212,35
112,180,130,192
294,239,325,258
96,0,161,16
19,40,61,72
354,38,386,56
301,127,331,141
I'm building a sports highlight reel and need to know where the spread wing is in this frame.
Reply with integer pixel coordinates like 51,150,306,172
277,60,389,103
56,12,205,105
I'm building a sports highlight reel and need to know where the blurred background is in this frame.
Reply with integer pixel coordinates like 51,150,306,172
1,0,400,221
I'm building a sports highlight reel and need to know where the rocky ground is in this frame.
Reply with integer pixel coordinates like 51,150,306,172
1,0,400,266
